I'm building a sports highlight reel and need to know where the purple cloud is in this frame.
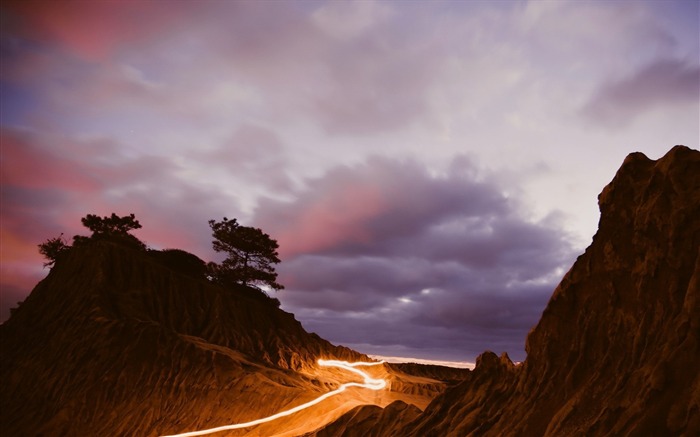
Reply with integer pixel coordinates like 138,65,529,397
255,155,577,361
582,58,700,127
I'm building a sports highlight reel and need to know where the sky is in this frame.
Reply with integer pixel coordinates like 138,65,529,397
1,0,698,365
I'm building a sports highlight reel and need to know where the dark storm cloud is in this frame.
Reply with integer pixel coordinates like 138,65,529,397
256,156,577,362
582,57,700,127
256,156,510,259
279,256,437,311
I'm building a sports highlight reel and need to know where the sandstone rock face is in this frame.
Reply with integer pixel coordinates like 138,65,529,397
0,241,366,436
513,145,700,436
304,400,423,437
323,145,700,436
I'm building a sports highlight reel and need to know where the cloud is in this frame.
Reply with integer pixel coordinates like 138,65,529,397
256,156,576,361
256,156,510,259
581,58,700,127
0,129,102,193
194,123,295,194
170,1,445,136
517,0,677,59
311,0,392,41
3,0,442,138
305,2,445,135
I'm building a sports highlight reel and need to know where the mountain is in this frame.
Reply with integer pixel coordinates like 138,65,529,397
315,145,700,436
0,240,464,436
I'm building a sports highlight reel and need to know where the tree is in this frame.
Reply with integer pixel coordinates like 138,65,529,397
209,217,284,291
73,213,145,250
38,213,146,268
38,233,70,267
80,213,141,235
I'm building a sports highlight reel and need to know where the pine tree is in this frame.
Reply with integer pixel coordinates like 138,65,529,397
208,217,284,291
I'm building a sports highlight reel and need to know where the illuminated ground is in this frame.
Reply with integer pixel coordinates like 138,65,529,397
163,359,444,437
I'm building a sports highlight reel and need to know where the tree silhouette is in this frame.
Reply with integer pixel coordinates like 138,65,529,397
81,213,142,235
38,233,70,267
38,213,145,267
73,213,145,250
208,217,284,291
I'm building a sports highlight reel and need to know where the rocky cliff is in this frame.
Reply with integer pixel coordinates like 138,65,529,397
0,241,366,436
319,145,700,436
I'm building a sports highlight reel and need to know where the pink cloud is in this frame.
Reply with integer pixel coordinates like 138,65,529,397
274,181,387,258
6,0,197,61
581,58,700,127
198,124,295,193
0,129,101,193
0,225,45,272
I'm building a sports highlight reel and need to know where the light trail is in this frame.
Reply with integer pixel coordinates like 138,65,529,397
161,359,386,437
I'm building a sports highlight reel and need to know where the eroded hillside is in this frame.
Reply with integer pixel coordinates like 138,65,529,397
0,239,467,436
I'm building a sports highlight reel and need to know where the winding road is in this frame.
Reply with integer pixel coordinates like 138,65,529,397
161,359,387,437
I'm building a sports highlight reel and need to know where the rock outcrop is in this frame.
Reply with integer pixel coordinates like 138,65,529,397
304,400,423,437
320,145,700,436
0,241,366,436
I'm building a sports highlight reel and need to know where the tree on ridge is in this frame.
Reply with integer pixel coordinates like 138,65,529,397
38,213,145,267
72,213,146,250
208,217,284,292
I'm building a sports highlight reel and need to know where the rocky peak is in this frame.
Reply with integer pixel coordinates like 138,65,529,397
513,144,700,435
